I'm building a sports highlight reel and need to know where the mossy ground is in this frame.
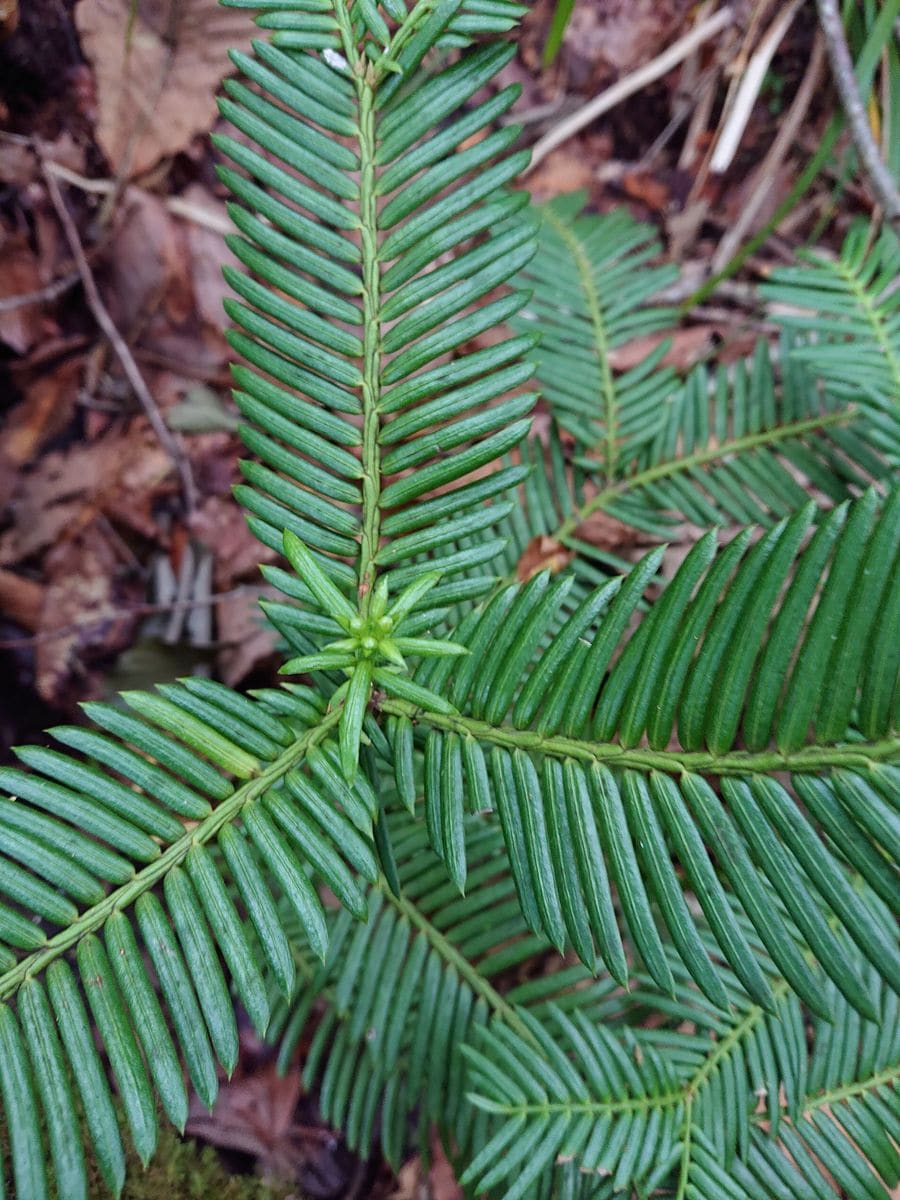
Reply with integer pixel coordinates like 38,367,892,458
1,1123,297,1199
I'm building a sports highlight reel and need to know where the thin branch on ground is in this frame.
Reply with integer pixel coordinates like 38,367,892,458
42,160,231,234
815,0,900,229
0,270,81,313
524,5,737,172
41,162,198,512
709,0,805,173
712,32,826,271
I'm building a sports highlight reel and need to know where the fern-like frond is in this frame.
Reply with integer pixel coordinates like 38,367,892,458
463,907,899,1200
218,3,536,608
217,0,539,774
266,810,590,1170
0,681,380,1200
763,221,900,416
512,192,679,464
589,336,900,538
385,489,900,1012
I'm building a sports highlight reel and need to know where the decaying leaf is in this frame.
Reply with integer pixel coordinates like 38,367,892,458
74,0,253,176
0,234,51,354
517,534,574,580
0,426,174,564
35,519,143,704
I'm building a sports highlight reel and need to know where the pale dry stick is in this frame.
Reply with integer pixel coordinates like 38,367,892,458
816,0,900,229
524,5,737,172
709,0,805,173
707,0,780,168
712,32,827,272
44,161,232,236
0,270,81,313
41,162,198,512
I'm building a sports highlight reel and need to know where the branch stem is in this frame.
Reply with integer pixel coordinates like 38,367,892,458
816,0,900,229
379,699,897,776
0,710,341,1002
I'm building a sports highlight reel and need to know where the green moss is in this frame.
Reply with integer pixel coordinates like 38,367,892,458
2,1122,296,1200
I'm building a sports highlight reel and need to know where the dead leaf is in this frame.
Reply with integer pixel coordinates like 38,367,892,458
526,146,595,201
606,325,719,372
517,535,574,581
181,183,242,336
74,0,252,177
0,234,54,354
428,1140,463,1200
187,1064,358,1196
0,356,80,466
0,0,18,40
577,508,640,551
0,568,43,632
109,187,191,331
0,427,174,564
621,169,672,213
215,587,277,686
35,520,142,704
560,0,696,90
189,494,277,588
388,1143,463,1200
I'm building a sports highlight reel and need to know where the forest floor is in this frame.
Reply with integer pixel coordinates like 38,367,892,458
0,0,875,1195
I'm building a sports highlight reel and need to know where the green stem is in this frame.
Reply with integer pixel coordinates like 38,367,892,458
543,204,619,481
481,1090,684,1118
836,253,900,393
553,405,856,544
335,3,384,614
380,699,898,775
804,1063,899,1110
391,890,533,1039
0,710,342,1002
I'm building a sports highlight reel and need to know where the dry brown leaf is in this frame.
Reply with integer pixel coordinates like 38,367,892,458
189,494,277,588
215,587,277,686
561,0,695,89
0,356,80,467
0,426,174,564
0,234,53,354
109,187,191,330
526,145,594,201
388,1143,463,1200
606,325,719,373
0,568,43,632
180,184,241,335
74,0,252,176
517,534,574,581
35,520,142,703
576,508,640,551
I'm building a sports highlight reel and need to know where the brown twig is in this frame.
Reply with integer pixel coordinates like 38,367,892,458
711,32,827,271
0,269,81,313
815,0,900,229
524,6,737,172
41,162,198,512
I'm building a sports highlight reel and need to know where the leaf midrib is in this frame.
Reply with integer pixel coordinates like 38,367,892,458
379,699,897,775
0,710,342,1002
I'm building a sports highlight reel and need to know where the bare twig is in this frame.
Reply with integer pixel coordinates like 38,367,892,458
712,32,827,271
41,163,197,512
43,161,231,235
709,0,805,173
816,0,900,229
524,6,737,173
0,269,81,314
